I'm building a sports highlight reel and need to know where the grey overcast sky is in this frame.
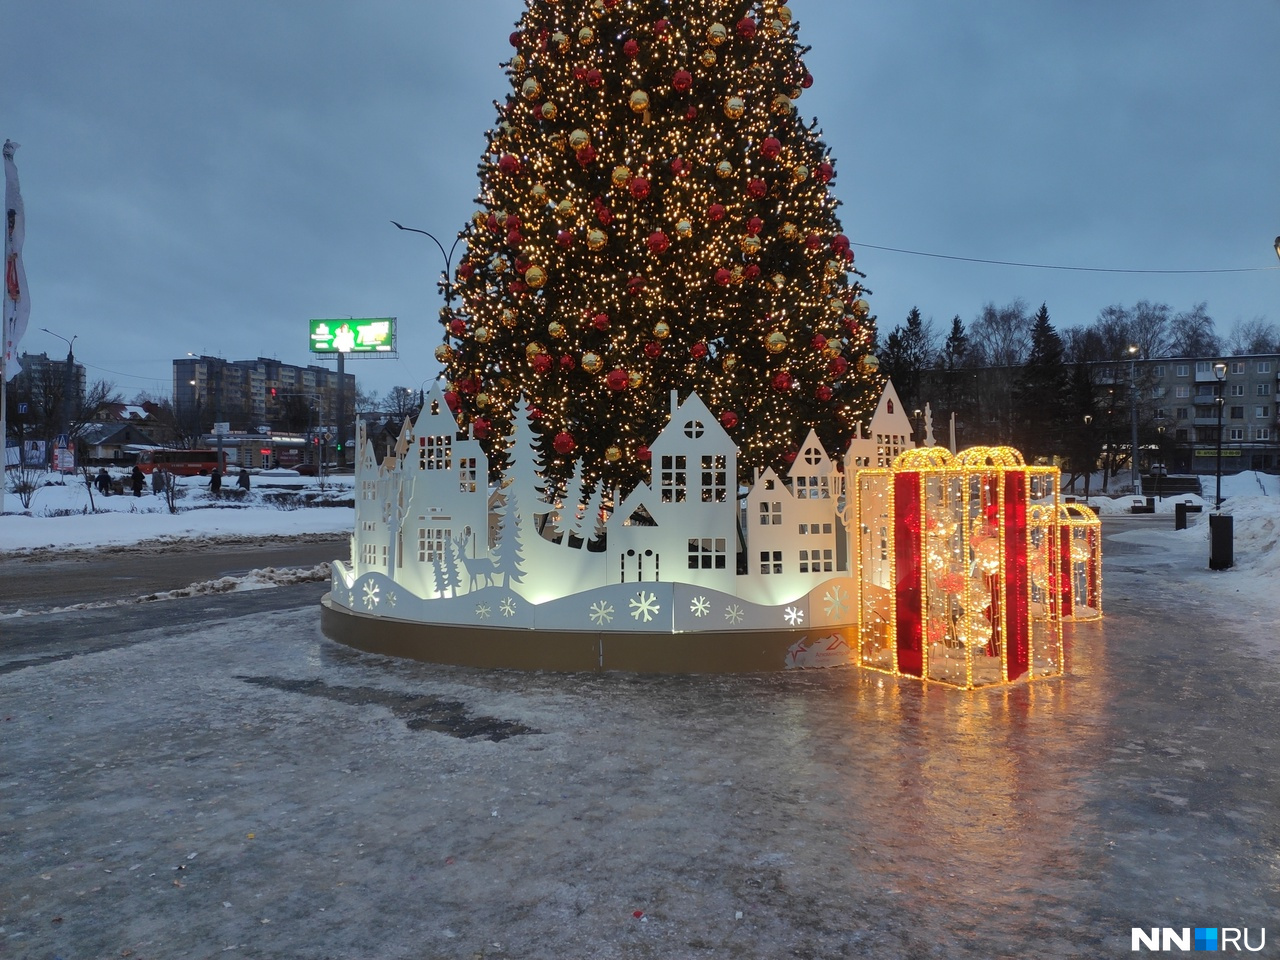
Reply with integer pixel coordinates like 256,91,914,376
5,1,1279,403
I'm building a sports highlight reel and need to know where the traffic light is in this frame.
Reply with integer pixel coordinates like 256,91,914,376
335,442,343,452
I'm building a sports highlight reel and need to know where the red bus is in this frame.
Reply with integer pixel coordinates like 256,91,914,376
135,448,228,476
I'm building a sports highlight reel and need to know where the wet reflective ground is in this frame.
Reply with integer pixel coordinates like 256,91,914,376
2,518,1277,958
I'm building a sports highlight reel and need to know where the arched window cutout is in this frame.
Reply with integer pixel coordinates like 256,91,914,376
887,399,895,414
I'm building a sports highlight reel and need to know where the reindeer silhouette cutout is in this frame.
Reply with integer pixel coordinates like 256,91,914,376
453,529,497,592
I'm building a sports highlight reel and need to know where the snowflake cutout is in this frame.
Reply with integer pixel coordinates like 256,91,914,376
347,590,355,607
387,590,397,608
784,606,805,626
361,581,380,609
589,600,614,626
475,602,492,620
499,597,517,618
823,586,850,620
725,604,744,625
690,596,711,618
630,591,660,623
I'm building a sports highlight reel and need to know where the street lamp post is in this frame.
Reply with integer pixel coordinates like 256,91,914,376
1213,361,1227,510
1155,423,1166,500
1083,414,1093,503
1128,345,1140,495
41,328,77,459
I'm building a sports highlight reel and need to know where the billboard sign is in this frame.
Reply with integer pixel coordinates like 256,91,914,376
309,318,395,354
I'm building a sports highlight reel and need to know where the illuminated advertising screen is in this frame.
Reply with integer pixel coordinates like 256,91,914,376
309,318,396,354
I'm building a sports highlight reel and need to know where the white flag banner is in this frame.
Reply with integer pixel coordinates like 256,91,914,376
4,139,30,381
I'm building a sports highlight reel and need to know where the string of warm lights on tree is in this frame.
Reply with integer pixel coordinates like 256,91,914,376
435,0,883,489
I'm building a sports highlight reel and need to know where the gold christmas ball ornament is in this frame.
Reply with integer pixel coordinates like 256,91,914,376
791,163,809,183
531,183,548,202
526,341,545,359
825,258,843,277
772,94,793,114
541,101,558,120
611,165,632,187
494,210,509,227
707,22,728,45
852,298,871,318
700,48,717,68
551,132,567,153
472,210,487,227
587,228,607,251
771,272,786,289
778,5,793,24
489,254,508,274
476,392,491,409
434,343,455,363
721,352,739,372
675,218,693,239
828,296,846,315
582,351,603,373
521,78,541,100
859,353,880,374
556,198,575,217
653,320,670,339
474,325,493,343
627,370,644,389
724,96,745,119
766,330,788,354
591,0,606,16
716,160,734,179
578,26,595,45
548,320,566,339
740,235,762,255
823,340,843,359
500,308,517,327
605,445,622,462
780,221,798,240
510,54,526,72
569,128,591,151
524,264,547,288
629,90,651,114
551,31,569,52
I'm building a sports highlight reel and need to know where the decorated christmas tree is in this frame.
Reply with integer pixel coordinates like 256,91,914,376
438,0,883,489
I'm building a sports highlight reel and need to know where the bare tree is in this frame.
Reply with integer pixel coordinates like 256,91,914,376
1224,317,1279,355
969,299,1032,367
1167,302,1219,357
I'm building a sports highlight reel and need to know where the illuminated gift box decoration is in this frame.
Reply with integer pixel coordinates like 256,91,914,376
853,445,1064,688
1047,502,1102,622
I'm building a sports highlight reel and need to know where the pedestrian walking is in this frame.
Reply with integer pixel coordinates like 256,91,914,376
237,467,251,492
209,467,222,497
130,465,145,498
151,467,166,495
96,468,111,495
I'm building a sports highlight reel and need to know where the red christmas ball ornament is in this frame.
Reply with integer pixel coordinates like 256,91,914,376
509,31,522,48
670,156,686,175
805,233,822,251
672,69,693,92
553,432,576,455
626,276,646,296
747,178,768,199
832,234,851,254
473,417,491,439
655,18,669,36
486,214,501,233
457,261,474,280
560,354,576,370
509,280,527,295
784,447,798,464
506,228,522,246
719,410,739,429
746,216,764,236
528,406,544,421
507,214,521,231
443,391,460,413
629,177,651,199
714,267,733,286
573,66,588,82
690,341,708,359
636,445,652,462
685,105,698,120
576,144,597,166
816,384,833,402
449,318,467,337
737,17,757,38
586,68,603,88
556,229,574,248
532,354,553,374
606,368,629,391
707,203,726,222
760,137,782,160
597,205,613,226
644,341,663,358
828,356,849,378
647,231,670,253
623,38,640,58
802,71,815,89
498,153,521,175
743,264,761,281
818,161,834,183
592,312,610,331
459,377,480,395
772,371,794,391
811,334,828,351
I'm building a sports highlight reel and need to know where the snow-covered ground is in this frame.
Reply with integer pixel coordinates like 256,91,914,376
3,467,1277,624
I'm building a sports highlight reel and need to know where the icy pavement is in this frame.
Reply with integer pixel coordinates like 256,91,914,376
2,521,1279,957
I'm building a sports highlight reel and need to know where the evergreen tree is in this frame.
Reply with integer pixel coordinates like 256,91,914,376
878,306,934,411
439,1,882,488
1012,303,1072,461
491,498,527,587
